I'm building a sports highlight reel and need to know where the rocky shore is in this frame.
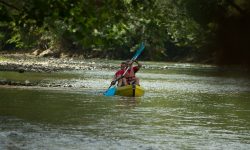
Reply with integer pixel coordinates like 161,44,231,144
0,54,100,72
1,52,249,88
0,53,116,87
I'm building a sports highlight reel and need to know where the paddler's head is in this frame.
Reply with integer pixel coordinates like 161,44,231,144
120,61,127,69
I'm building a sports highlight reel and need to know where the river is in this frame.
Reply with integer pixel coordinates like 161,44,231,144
0,60,250,149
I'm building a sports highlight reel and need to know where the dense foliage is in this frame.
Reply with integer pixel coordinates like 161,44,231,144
0,0,250,66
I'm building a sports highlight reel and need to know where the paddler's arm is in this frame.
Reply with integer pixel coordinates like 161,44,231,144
134,60,142,68
110,75,117,85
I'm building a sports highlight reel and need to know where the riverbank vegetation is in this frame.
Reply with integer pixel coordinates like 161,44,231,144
0,0,250,67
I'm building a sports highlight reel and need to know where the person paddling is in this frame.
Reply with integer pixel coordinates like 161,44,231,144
104,43,145,96
125,60,142,86
110,60,142,86
110,62,128,87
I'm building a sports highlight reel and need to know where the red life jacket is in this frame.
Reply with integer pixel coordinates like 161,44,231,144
125,66,139,82
115,69,125,77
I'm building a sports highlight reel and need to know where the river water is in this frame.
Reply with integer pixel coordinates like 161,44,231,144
0,61,250,149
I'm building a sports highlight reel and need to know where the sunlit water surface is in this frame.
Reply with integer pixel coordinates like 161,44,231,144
0,62,250,149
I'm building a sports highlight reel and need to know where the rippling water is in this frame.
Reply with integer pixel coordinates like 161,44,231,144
0,62,250,149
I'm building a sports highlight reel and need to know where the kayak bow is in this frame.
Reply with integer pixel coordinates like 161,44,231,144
115,85,145,97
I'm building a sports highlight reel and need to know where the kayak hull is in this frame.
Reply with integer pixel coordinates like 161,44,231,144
115,85,145,97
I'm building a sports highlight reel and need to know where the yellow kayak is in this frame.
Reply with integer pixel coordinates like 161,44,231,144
115,85,145,97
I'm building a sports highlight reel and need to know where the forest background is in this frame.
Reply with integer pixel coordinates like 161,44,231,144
0,0,250,68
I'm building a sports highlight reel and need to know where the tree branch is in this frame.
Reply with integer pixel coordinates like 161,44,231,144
226,0,248,16
0,0,20,11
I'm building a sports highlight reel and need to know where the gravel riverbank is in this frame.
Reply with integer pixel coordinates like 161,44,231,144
0,54,116,87
0,54,105,72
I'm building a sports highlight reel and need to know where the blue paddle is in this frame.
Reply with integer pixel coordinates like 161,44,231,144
131,42,145,61
104,42,145,96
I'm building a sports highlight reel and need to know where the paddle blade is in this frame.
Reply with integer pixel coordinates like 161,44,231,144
104,86,116,96
132,42,145,60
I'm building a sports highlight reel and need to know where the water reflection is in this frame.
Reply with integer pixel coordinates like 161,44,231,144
115,97,141,109
0,62,250,149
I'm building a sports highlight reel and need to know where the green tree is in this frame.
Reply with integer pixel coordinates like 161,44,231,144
179,0,250,66
1,0,249,67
